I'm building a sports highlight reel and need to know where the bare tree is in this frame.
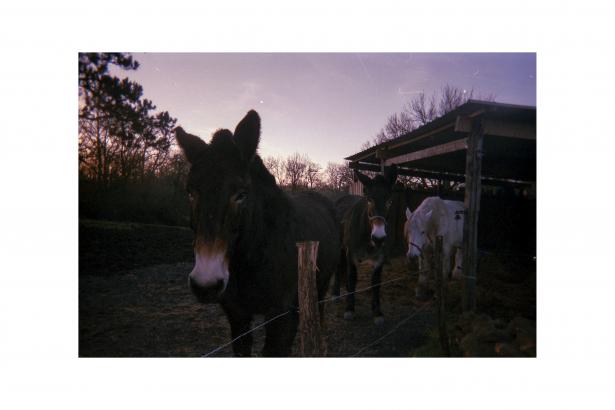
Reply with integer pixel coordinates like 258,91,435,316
355,84,497,192
365,84,496,149
263,155,286,185
384,112,414,138
305,160,322,189
438,84,474,115
324,162,354,192
406,91,438,126
284,153,309,191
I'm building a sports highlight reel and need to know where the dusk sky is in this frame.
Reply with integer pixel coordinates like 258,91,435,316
114,53,536,167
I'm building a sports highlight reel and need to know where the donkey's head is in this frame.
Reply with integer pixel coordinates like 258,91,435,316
176,110,261,303
404,206,433,259
355,165,398,248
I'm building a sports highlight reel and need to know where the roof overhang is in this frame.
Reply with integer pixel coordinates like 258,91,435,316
346,100,536,184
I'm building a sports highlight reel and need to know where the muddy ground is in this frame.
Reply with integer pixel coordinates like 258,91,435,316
79,220,535,357
79,257,436,357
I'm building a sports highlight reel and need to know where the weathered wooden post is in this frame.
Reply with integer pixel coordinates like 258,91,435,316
376,148,387,173
462,118,484,311
296,241,324,357
434,235,451,356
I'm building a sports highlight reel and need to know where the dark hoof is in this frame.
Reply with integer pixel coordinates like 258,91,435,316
343,311,354,320
373,316,385,326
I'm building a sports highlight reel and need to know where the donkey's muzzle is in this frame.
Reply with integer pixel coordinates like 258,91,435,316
189,276,225,303
371,234,387,248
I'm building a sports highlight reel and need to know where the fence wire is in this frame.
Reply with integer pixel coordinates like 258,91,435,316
351,302,432,357
201,310,293,358
200,269,432,358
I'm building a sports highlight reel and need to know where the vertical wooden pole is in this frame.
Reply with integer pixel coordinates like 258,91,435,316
434,236,450,356
462,118,484,312
296,241,324,357
377,148,386,173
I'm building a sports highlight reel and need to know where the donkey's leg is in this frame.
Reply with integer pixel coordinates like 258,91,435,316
452,248,463,279
416,253,431,300
224,309,254,357
371,263,385,326
331,247,346,297
262,310,299,357
344,255,358,320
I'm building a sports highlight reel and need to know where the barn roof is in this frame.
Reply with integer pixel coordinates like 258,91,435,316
346,100,536,184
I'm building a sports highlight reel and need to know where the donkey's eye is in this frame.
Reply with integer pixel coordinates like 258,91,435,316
234,191,248,203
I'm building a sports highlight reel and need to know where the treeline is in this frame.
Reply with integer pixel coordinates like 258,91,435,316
79,53,493,227
79,53,185,186
79,53,190,225
78,53,354,226
263,154,354,193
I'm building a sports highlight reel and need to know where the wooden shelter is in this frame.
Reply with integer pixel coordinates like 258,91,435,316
345,100,536,311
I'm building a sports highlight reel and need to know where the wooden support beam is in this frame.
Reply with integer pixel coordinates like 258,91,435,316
349,161,533,187
434,236,451,356
456,116,535,140
375,148,387,173
384,138,467,166
462,119,484,312
296,241,325,356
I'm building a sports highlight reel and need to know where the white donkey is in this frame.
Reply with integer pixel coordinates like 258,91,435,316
404,197,465,299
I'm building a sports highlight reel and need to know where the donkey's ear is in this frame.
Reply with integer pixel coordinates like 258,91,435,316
175,127,207,164
354,170,372,187
385,164,398,186
405,207,412,221
233,110,261,162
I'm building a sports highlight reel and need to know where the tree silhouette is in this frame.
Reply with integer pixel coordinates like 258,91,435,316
78,53,177,186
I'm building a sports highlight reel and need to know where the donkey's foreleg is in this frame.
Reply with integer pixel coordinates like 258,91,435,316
225,312,254,357
344,256,358,320
452,247,463,279
331,247,346,297
262,310,299,357
370,263,385,326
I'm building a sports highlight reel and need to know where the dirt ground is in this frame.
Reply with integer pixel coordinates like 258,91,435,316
79,220,535,357
79,257,435,357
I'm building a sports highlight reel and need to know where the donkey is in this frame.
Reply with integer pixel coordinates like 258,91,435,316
175,110,339,357
404,196,465,300
332,166,398,325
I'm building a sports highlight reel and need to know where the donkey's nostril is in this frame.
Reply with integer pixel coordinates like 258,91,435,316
189,277,225,303
371,235,386,246
213,279,224,293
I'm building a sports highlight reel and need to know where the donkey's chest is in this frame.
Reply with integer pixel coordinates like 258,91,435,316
351,247,385,268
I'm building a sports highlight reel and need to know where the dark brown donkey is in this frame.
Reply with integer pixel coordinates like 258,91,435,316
175,110,339,357
332,166,398,325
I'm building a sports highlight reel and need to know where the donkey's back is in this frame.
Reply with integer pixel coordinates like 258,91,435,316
290,191,340,294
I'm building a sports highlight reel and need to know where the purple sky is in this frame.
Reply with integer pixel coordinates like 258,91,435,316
114,53,535,166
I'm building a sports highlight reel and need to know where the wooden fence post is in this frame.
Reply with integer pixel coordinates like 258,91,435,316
462,118,484,312
296,241,324,357
434,235,451,356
